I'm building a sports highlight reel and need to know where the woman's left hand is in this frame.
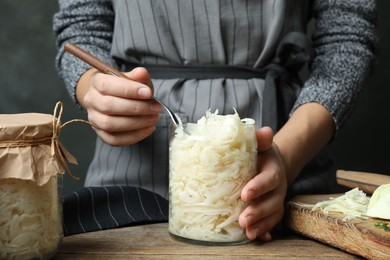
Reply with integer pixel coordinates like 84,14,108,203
239,127,288,241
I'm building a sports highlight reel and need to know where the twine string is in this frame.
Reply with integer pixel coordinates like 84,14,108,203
52,101,95,180
0,101,95,180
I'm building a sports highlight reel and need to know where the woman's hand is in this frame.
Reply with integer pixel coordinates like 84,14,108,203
77,67,162,146
239,103,335,241
239,127,288,241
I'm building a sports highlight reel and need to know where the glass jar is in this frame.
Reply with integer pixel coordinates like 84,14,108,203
0,176,63,259
0,110,68,259
168,112,257,245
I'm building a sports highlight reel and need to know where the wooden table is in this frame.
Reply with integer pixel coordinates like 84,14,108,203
53,223,358,259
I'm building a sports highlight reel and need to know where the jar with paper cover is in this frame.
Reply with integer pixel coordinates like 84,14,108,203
0,102,78,260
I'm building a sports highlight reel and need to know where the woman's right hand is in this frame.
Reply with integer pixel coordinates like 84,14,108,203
77,67,162,146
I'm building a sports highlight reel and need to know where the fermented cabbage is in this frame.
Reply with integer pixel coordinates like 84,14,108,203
312,188,370,221
169,110,257,243
298,185,390,222
0,176,62,259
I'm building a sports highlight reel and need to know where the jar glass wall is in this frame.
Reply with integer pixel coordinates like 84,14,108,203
169,121,257,245
0,175,63,259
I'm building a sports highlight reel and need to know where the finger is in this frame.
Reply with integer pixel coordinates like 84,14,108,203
241,167,281,202
88,112,160,133
95,125,156,146
239,189,284,228
245,208,284,241
86,92,162,116
257,232,272,242
91,71,153,100
126,67,153,91
256,127,273,153
241,143,284,202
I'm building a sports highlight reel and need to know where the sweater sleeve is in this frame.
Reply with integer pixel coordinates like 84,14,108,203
53,0,117,105
292,0,377,132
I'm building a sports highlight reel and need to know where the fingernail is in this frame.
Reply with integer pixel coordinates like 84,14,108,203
243,188,256,201
249,187,257,194
150,103,162,112
250,228,259,240
138,87,150,97
264,232,272,241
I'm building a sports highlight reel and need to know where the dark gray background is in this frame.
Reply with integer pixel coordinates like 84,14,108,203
1,1,389,194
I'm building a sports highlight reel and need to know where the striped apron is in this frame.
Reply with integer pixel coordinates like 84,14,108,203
63,0,338,236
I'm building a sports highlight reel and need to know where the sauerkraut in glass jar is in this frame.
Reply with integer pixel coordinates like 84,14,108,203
169,110,257,245
0,103,76,259
0,176,63,260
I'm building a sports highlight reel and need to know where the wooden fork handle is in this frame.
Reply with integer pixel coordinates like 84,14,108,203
64,42,130,80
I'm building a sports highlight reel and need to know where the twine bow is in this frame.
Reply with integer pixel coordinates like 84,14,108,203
52,101,95,180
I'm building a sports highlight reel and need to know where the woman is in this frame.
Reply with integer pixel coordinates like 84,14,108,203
54,0,377,240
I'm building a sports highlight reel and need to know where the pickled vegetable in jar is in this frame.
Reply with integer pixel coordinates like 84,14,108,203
0,102,78,259
0,176,62,260
169,110,257,245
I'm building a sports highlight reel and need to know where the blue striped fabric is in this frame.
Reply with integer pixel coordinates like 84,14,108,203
62,186,168,236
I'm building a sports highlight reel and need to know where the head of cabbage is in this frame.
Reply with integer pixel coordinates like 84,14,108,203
366,183,390,220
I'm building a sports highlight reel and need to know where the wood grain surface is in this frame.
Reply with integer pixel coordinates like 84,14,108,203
285,194,390,260
53,223,358,259
337,170,390,194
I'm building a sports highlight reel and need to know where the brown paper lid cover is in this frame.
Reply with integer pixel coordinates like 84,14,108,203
0,113,64,185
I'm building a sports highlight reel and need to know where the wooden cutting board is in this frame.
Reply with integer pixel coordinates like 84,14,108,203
284,194,390,260
336,170,390,195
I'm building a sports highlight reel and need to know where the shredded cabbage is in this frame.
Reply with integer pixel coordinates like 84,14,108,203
169,110,257,242
0,177,62,259
312,188,370,221
366,183,390,220
295,184,390,222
